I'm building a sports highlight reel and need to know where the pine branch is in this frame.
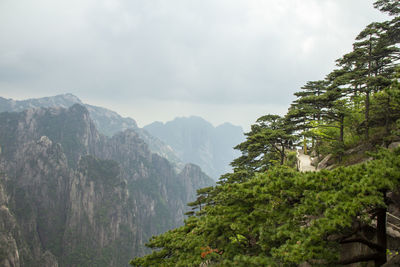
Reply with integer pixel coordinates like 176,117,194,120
338,253,381,265
340,237,384,252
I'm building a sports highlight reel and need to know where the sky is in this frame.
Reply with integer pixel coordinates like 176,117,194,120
0,0,390,131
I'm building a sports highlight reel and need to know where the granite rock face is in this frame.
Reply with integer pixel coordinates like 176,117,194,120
0,105,214,266
0,94,183,170
0,182,22,267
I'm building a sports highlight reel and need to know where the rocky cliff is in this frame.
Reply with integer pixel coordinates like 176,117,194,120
0,105,214,266
0,94,183,170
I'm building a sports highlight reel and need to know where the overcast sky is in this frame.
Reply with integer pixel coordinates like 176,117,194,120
0,0,389,130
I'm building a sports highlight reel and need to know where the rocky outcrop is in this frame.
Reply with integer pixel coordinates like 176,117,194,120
383,254,400,266
389,141,400,150
316,154,333,170
0,105,214,266
0,182,21,267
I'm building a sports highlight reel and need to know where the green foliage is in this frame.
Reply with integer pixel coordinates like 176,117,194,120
287,80,329,132
0,112,21,158
284,151,298,169
131,149,400,266
79,155,120,187
374,0,400,16
232,114,296,173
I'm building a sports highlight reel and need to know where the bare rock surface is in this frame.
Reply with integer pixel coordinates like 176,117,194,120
317,154,333,170
389,142,400,150
382,255,400,267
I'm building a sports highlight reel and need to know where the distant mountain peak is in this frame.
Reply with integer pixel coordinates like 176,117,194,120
144,116,244,180
55,93,82,102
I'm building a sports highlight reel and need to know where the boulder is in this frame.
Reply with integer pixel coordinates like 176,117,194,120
311,157,319,167
344,144,364,155
389,142,400,150
317,154,332,170
382,254,400,267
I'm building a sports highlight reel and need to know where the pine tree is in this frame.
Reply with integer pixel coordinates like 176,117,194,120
286,80,329,155
374,0,400,16
232,114,296,172
336,20,399,140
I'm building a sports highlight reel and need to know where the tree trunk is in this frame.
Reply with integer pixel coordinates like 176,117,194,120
280,146,285,165
366,36,372,141
340,115,344,144
339,114,345,163
375,196,387,266
385,94,391,143
366,90,370,140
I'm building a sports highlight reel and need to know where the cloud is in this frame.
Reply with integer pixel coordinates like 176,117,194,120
0,0,389,128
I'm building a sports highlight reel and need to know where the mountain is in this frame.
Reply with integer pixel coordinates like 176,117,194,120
0,105,214,266
144,116,244,179
0,94,183,170
0,93,138,135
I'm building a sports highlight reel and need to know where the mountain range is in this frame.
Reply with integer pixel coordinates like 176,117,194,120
0,94,244,179
144,117,244,179
0,94,183,170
